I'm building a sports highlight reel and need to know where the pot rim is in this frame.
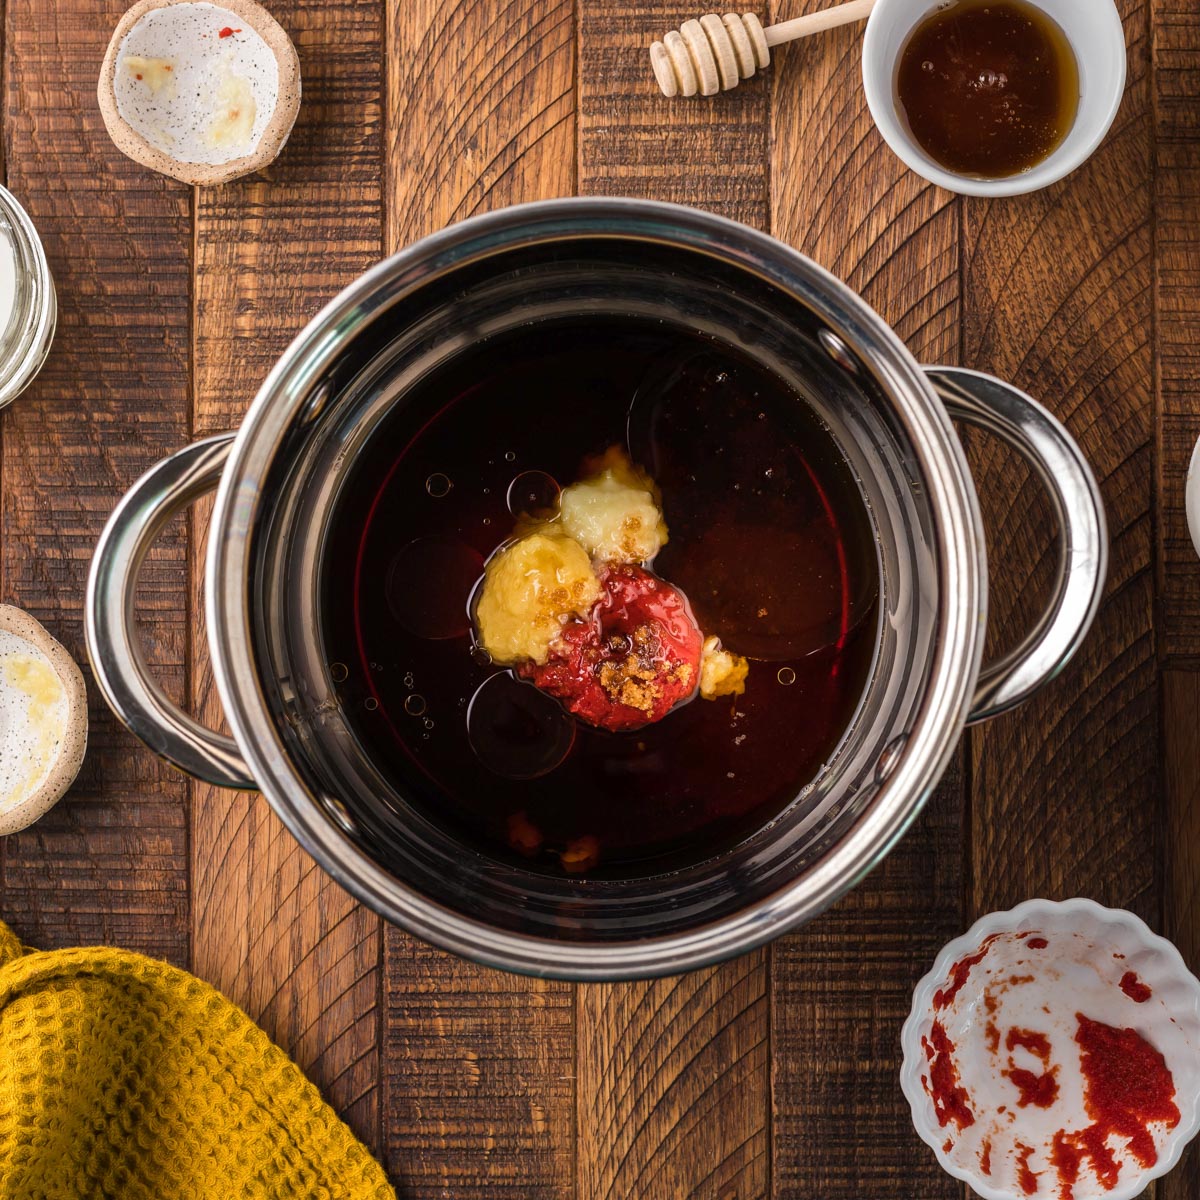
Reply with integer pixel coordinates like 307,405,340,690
205,197,985,979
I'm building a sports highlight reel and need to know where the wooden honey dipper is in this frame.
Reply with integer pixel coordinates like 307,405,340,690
650,0,876,97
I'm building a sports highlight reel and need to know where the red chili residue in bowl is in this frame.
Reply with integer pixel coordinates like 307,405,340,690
925,932,1183,1199
1015,1141,1040,1195
921,1020,975,1130
979,1137,992,1176
934,933,1001,1009
1119,970,1152,1003
1052,1014,1181,1193
1004,1027,1059,1109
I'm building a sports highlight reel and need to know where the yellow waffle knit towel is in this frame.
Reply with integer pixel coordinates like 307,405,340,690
0,920,395,1199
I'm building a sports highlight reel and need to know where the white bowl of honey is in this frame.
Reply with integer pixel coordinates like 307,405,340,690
863,0,1127,197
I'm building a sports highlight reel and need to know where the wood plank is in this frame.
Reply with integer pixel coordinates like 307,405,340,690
188,0,384,1150
1162,671,1200,1200
0,0,191,963
573,6,771,1200
579,0,770,217
387,0,575,244
965,0,1158,923
382,0,576,1194
576,963,768,1200
767,7,963,1197
1154,0,1200,660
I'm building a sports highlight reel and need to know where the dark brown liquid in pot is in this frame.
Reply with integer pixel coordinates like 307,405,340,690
896,0,1080,179
321,319,880,878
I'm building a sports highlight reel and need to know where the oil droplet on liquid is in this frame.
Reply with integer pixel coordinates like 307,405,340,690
467,673,575,780
386,536,483,640
506,470,560,516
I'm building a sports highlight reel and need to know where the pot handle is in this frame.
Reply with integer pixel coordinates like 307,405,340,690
926,367,1108,724
85,434,257,789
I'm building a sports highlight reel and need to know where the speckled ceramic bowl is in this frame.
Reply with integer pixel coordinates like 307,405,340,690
98,0,301,185
0,605,87,837
901,898,1200,1200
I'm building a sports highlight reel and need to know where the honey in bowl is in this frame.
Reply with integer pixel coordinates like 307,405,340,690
321,318,880,879
895,0,1080,179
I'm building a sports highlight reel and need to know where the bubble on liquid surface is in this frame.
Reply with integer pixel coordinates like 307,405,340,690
404,694,427,717
329,661,348,683
425,473,453,498
467,673,575,781
386,536,484,640
364,697,379,711
777,667,796,686
506,470,560,517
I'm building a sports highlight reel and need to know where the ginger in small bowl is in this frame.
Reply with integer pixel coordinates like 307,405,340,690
0,605,87,836
98,0,301,185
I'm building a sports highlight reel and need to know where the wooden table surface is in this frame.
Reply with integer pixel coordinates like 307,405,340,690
0,0,1197,1196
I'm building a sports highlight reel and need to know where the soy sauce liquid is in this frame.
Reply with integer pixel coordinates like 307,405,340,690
896,0,1080,178
322,319,880,878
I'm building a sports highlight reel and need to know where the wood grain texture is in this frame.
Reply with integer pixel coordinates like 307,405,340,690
579,0,769,217
0,0,191,963
1162,671,1200,1200
575,7,771,1199
1154,0,1200,660
577,961,768,1200
966,0,1158,924
382,0,576,1194
384,941,575,1199
189,0,384,1150
767,8,963,1196
1156,10,1200,1198
387,0,575,247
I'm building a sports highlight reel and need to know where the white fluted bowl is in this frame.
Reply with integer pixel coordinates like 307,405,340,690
901,898,1200,1200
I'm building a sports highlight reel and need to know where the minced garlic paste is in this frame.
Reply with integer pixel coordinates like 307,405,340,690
559,447,668,564
474,532,600,666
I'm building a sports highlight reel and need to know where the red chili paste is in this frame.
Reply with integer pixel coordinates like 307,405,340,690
1002,1027,1059,1109
519,565,701,732
979,1137,992,1176
1006,1065,1060,1109
1015,1142,1039,1195
1007,1028,1052,1061
1065,1014,1179,1188
218,26,242,37
921,1020,975,1130
934,934,1001,1009
1118,971,1152,1003
1051,1131,1083,1200
1027,936,1049,950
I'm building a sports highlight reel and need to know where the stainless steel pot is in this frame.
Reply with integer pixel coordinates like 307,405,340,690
85,199,1106,980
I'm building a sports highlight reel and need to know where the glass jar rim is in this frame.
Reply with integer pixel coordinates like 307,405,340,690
0,185,56,411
